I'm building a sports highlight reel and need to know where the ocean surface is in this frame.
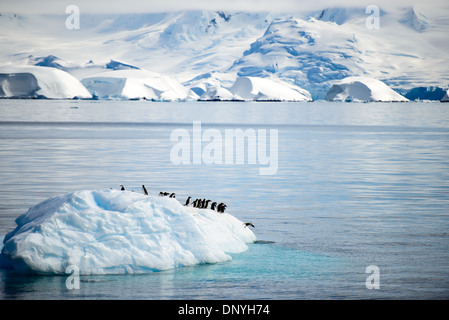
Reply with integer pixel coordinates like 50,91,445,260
0,100,448,300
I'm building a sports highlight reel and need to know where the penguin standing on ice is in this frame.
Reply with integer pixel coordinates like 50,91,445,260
169,193,176,198
142,185,148,195
211,202,217,211
244,222,255,228
204,200,211,209
184,197,191,206
120,185,125,191
217,203,227,213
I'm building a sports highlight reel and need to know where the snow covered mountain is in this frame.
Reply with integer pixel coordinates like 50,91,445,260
0,6,448,100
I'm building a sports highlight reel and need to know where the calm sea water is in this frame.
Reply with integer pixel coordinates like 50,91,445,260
0,100,448,299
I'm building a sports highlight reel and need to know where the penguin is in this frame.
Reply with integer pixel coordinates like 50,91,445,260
217,203,227,213
184,197,191,206
210,202,217,211
204,200,211,209
244,222,255,228
142,185,148,196
193,199,200,207
169,193,176,198
120,185,125,191
159,192,164,196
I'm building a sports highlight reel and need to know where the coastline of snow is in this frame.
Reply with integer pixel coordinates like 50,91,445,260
326,76,409,102
0,189,256,275
0,65,92,99
81,69,198,101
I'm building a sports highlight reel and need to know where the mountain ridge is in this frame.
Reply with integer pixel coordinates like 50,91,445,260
0,7,448,100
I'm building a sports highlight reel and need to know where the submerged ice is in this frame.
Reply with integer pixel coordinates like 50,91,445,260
0,190,256,275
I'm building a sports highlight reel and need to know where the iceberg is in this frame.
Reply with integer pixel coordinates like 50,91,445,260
0,190,256,275
442,90,449,102
229,76,312,101
0,65,92,99
199,85,238,101
81,69,197,101
404,86,447,101
326,76,409,102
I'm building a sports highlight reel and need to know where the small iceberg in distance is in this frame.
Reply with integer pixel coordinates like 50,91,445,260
0,190,256,275
326,76,409,102
441,90,449,102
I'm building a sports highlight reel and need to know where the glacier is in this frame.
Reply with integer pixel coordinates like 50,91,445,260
326,76,409,102
0,189,256,274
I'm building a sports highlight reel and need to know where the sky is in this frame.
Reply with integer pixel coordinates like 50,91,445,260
1,0,448,15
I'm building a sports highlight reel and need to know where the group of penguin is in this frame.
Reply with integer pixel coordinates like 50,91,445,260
119,185,254,228
184,197,227,213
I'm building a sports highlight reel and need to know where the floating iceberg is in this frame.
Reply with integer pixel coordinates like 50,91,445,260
0,190,256,275
326,76,409,102
0,65,92,99
404,86,447,101
82,69,197,101
442,90,449,102
199,85,238,101
229,76,312,101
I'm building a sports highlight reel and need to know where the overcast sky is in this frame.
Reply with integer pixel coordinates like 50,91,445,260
1,0,448,14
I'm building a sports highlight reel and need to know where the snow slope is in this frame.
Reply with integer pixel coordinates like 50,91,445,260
0,65,91,99
81,69,197,100
0,189,256,275
326,76,408,102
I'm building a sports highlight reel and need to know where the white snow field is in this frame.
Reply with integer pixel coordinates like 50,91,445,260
326,76,409,102
0,66,91,99
81,69,197,101
0,190,256,274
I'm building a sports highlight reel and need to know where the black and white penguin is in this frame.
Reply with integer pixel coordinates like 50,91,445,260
204,200,211,209
184,197,191,206
244,222,255,228
120,185,125,191
142,185,148,195
169,193,176,198
210,202,217,211
217,203,227,213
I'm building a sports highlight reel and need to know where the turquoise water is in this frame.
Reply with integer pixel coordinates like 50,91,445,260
0,100,448,299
